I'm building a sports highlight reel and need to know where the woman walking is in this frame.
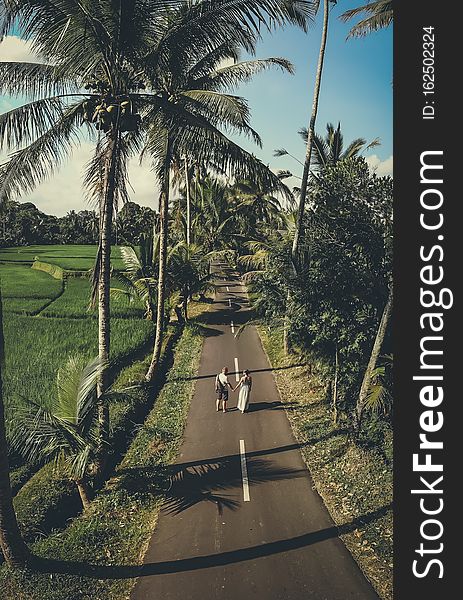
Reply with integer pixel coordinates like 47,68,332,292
235,370,252,413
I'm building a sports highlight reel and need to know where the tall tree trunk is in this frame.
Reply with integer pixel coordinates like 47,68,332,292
355,286,393,431
183,287,189,322
146,145,171,382
0,292,30,567
75,479,91,511
291,0,331,263
332,342,339,424
185,158,191,247
96,130,119,473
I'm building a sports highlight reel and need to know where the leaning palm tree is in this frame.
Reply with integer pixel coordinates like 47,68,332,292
8,356,108,510
340,0,393,39
141,38,301,381
355,284,393,432
0,288,30,568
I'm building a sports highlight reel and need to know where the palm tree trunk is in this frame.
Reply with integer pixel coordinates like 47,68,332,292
183,287,189,322
332,342,339,424
355,286,393,432
0,292,30,567
146,144,171,382
185,158,191,247
291,0,331,263
75,479,91,511
96,130,119,472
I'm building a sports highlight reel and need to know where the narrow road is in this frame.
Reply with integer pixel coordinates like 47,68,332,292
131,265,378,600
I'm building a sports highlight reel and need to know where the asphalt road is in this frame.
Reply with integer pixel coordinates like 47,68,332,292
131,265,379,600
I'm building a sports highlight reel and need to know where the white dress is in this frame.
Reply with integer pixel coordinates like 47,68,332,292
237,378,251,413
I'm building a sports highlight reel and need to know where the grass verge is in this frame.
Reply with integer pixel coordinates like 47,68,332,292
1,323,204,599
257,325,393,600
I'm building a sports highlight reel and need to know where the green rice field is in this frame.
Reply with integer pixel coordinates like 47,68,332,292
0,249,154,471
0,245,126,271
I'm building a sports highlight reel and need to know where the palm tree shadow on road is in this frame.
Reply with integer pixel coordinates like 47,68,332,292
30,502,392,579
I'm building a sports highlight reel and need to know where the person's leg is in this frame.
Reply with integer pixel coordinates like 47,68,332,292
216,397,220,411
223,391,228,413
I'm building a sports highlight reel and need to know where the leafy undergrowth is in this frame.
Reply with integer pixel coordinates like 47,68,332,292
1,323,205,600
257,326,393,600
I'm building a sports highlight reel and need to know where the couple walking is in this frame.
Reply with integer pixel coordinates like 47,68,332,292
215,366,252,413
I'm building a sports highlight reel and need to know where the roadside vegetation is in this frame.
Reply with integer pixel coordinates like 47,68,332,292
1,323,204,600
258,325,393,600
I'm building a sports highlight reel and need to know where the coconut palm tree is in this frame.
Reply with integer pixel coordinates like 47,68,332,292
340,1,393,39
0,0,315,450
0,1,162,472
8,355,110,510
141,41,300,380
231,180,284,234
0,289,30,568
299,122,380,169
291,0,336,265
355,284,393,432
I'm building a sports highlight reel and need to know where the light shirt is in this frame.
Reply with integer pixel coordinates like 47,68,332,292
218,373,229,386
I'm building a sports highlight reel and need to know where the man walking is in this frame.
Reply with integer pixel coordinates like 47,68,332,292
215,366,234,413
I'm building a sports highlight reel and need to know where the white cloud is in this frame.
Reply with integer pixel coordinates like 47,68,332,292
10,144,160,216
1,36,159,215
0,36,39,63
366,154,393,177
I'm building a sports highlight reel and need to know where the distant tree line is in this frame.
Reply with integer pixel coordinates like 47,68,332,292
0,200,157,248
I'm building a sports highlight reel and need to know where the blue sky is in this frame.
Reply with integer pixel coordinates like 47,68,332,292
234,0,393,177
0,2,392,215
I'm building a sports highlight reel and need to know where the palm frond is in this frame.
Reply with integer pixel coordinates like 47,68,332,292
0,61,80,97
340,1,393,39
193,57,294,91
0,99,85,200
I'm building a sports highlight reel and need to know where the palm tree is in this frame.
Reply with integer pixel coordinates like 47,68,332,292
355,284,393,432
111,240,157,320
299,122,380,169
168,242,214,321
0,289,30,568
0,0,313,398
141,45,300,381
1,1,159,472
8,355,109,510
340,1,393,39
291,0,335,265
231,180,284,234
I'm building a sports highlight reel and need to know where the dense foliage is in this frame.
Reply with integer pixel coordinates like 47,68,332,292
245,158,393,426
0,201,156,248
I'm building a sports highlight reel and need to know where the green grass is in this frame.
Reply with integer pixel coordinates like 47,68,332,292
40,277,145,319
2,297,56,315
0,263,63,299
1,324,205,600
257,326,393,600
3,315,153,416
0,245,126,271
